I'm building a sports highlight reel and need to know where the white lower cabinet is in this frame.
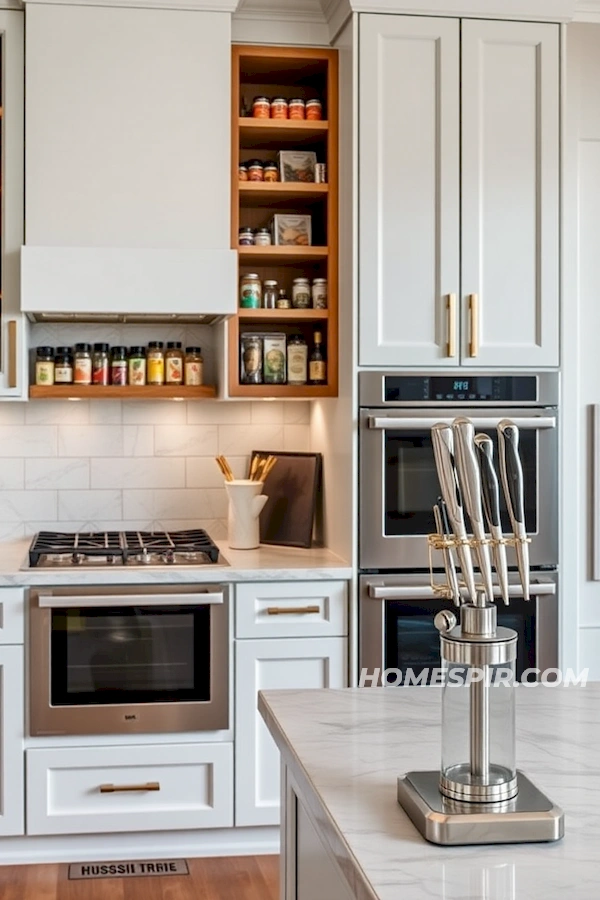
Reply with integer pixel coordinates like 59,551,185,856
26,742,233,835
235,637,347,827
0,645,24,836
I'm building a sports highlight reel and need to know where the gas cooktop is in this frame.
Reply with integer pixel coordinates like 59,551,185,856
28,529,227,568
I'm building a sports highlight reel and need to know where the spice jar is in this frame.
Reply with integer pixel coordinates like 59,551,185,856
54,347,73,384
128,347,146,386
252,96,270,119
289,98,305,120
35,347,55,385
74,343,92,385
292,277,311,309
306,99,323,120
312,278,328,309
92,343,110,385
240,273,262,309
165,342,184,385
184,347,204,386
287,334,308,385
147,342,165,386
240,334,263,384
253,227,272,246
270,97,288,119
263,162,279,183
263,280,278,309
239,227,255,246
110,346,128,386
238,164,249,182
247,160,264,182
276,289,291,309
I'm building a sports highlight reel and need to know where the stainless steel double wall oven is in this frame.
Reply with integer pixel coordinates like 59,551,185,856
359,371,559,683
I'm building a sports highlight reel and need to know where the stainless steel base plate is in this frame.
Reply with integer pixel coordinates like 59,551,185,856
397,770,564,846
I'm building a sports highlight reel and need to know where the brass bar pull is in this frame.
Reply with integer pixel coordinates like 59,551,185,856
267,605,320,616
469,293,479,358
99,782,160,793
7,320,17,389
446,293,456,358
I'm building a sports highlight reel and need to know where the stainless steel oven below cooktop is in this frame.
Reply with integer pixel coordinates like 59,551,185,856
27,529,229,568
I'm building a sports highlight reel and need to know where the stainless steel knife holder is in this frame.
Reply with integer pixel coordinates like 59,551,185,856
426,532,531,603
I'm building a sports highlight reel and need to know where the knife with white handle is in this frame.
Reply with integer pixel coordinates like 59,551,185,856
497,419,530,600
431,424,477,604
474,433,510,606
452,418,495,606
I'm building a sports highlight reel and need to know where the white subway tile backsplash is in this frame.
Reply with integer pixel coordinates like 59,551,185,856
218,425,284,457
187,401,252,426
154,425,218,458
58,490,122,522
26,458,89,490
251,401,284,425
0,459,25,490
283,401,311,425
88,400,123,425
25,400,90,426
123,426,155,457
0,490,57,521
284,425,311,452
58,425,123,458
0,426,57,457
123,400,187,425
91,458,185,489
186,456,247,488
0,404,26,425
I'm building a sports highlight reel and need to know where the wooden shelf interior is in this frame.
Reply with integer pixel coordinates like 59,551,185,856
29,385,217,400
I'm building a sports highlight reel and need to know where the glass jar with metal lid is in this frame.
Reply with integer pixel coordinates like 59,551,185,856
147,342,165,386
312,278,328,309
292,277,311,309
92,343,110,385
253,228,272,246
165,342,184,385
110,347,128,385
35,347,55,385
74,343,92,385
263,280,278,309
252,96,270,119
263,162,279,183
54,347,73,384
240,273,262,309
239,226,254,246
184,347,204,386
128,347,146,386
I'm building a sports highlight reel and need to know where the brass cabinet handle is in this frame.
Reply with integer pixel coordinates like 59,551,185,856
267,605,320,616
446,293,457,358
7,320,17,389
468,293,479,358
99,782,160,793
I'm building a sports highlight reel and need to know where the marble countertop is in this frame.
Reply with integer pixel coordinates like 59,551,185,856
0,538,351,586
259,685,600,900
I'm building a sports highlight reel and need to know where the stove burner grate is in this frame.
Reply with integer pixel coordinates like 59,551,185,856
28,529,220,567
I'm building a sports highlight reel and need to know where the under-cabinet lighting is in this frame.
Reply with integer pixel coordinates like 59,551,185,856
67,397,81,402
172,397,185,402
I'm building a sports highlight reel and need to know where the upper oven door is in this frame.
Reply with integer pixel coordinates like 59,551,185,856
359,408,558,571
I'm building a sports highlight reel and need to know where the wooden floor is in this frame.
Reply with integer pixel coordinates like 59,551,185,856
0,855,279,900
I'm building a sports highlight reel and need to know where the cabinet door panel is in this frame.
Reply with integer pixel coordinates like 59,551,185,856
359,15,460,367
0,646,24,835
235,638,347,827
461,20,559,367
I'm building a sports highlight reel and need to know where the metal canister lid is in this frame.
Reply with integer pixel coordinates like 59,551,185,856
243,273,261,280
253,96,269,104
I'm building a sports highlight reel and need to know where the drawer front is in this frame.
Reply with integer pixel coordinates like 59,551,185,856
235,581,348,639
0,588,24,645
26,743,233,835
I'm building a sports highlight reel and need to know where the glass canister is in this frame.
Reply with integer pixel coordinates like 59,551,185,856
435,603,518,804
147,342,165,385
128,347,147,386
92,343,110,385
165,342,184,385
54,347,73,384
110,346,128,385
35,347,55,385
292,277,311,309
184,347,204,386
74,343,92,385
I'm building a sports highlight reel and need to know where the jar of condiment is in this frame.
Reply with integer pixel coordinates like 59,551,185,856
254,227,272,246
165,342,184,385
92,343,110,385
312,278,328,309
110,346,128,385
247,160,264,182
184,347,204,386
74,343,92,385
252,96,270,119
276,289,291,309
270,97,288,119
35,347,55,385
128,347,146,386
240,334,263,384
289,98,305,120
292,277,311,309
306,99,323,121
239,164,249,182
240,273,262,309
287,334,308,385
239,227,255,246
263,333,286,384
263,280,278,309
54,347,73,384
263,162,279,183
147,342,165,385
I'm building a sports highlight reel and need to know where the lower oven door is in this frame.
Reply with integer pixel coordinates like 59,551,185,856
29,584,229,736
359,573,558,685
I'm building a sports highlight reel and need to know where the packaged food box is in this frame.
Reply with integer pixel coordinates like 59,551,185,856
278,150,317,183
271,214,312,247
262,333,286,384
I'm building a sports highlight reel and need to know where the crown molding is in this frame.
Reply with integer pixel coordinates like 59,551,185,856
331,0,575,21
574,0,600,21
320,0,351,38
235,0,325,22
23,0,238,9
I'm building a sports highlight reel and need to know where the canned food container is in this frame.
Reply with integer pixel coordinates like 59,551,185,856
263,333,287,384
270,97,288,119
263,162,279,183
240,273,262,308
288,98,305,120
315,163,327,184
239,227,254,246
306,99,323,120
240,334,263,384
312,278,328,309
254,228,272,246
252,96,270,118
247,160,264,182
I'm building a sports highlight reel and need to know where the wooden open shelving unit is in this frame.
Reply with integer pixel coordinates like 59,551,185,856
229,45,339,398
29,385,217,400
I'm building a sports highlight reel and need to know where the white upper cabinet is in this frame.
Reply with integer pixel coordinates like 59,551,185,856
25,5,231,250
359,15,460,367
460,19,559,368
359,14,559,369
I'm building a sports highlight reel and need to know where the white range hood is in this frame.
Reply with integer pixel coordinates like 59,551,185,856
20,245,238,324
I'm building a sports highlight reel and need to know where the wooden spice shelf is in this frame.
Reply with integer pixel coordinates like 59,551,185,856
237,308,329,323
238,246,328,265
239,118,328,146
239,182,328,207
227,383,337,399
29,385,217,400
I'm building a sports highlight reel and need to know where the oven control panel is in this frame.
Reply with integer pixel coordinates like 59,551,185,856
384,376,538,403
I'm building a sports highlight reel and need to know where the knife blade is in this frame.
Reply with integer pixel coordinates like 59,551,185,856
434,500,461,607
474,433,510,606
497,419,530,600
452,418,495,606
431,423,477,604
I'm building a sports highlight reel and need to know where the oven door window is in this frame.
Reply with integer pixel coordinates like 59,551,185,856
384,600,536,683
383,429,538,537
50,605,210,706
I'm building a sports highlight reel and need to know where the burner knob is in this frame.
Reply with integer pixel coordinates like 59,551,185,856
141,548,151,565
72,553,84,566
107,555,117,565
164,550,175,564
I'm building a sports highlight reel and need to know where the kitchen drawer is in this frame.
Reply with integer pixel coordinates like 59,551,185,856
235,581,348,639
0,588,24,645
26,742,233,835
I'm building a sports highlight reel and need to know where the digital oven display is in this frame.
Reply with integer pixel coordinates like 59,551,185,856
384,376,537,403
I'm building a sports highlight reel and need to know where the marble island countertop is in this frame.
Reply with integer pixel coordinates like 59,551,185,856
0,538,351,586
259,685,600,900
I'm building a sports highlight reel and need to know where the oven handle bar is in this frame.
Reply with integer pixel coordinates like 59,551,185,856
37,592,225,608
368,416,556,431
366,582,556,601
